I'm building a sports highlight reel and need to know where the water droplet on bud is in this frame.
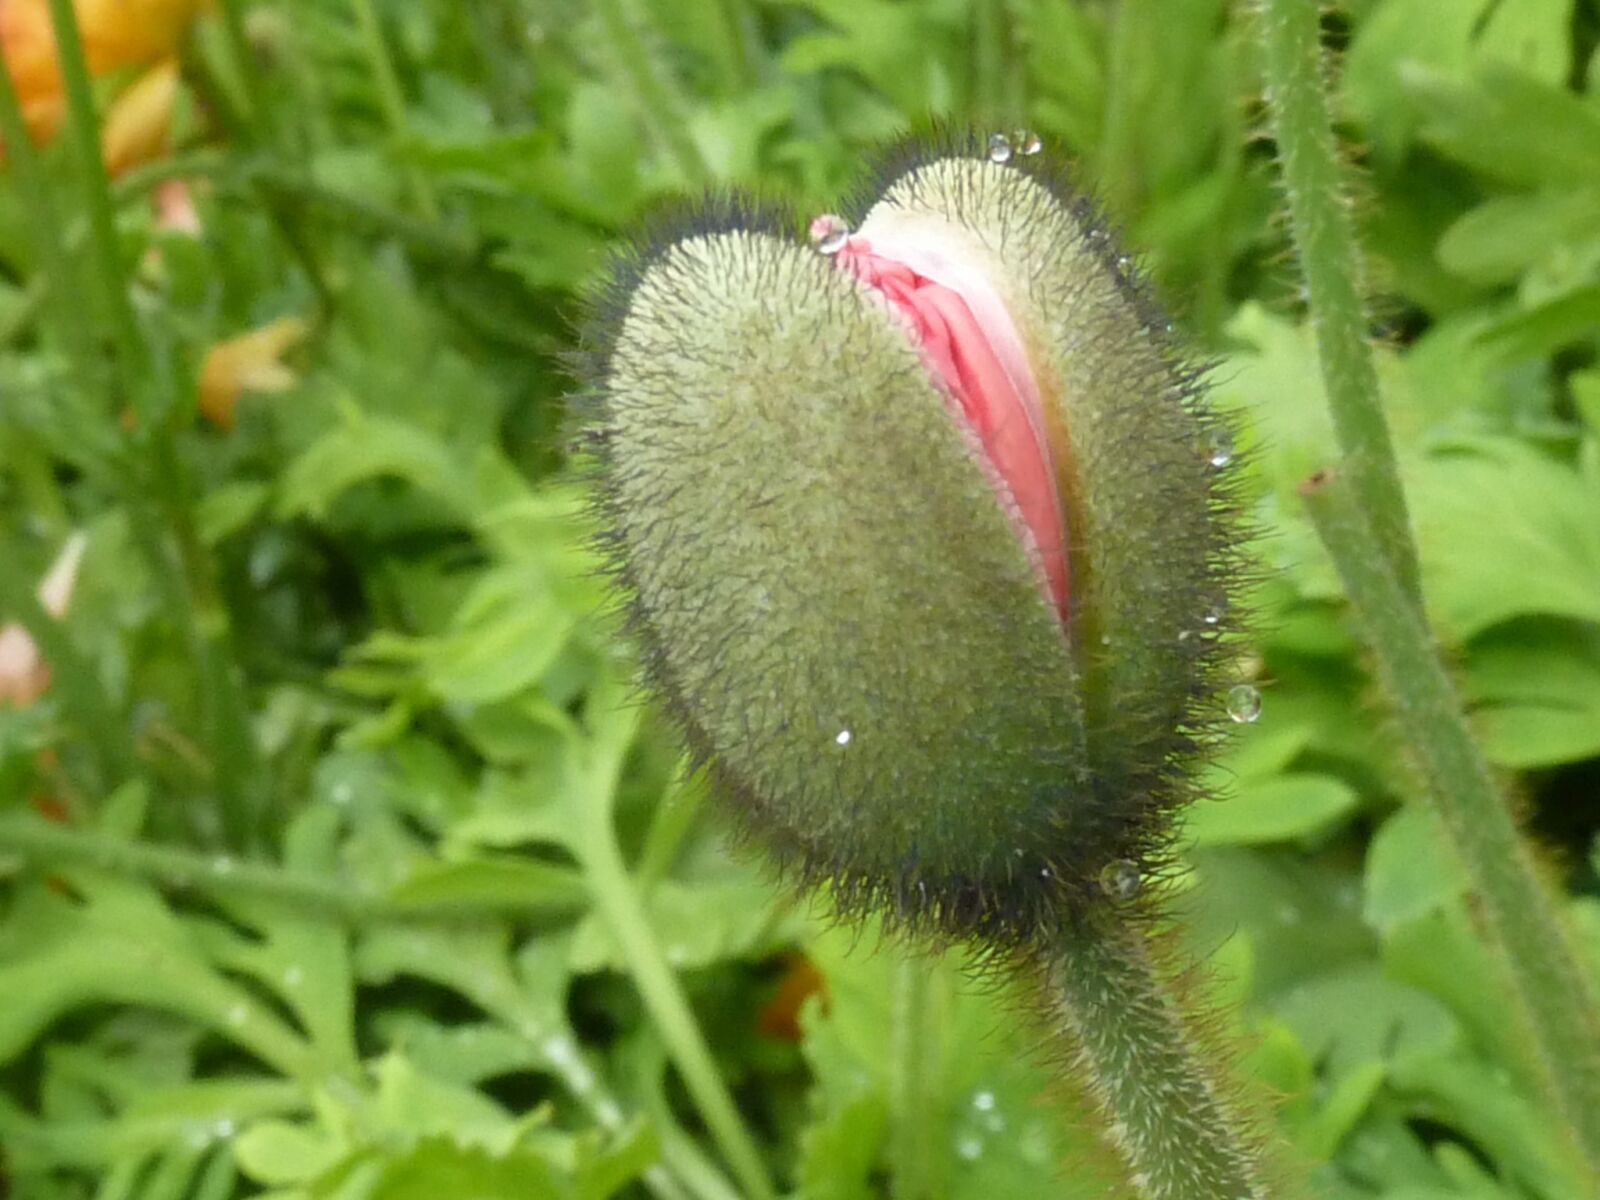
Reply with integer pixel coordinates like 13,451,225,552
1011,129,1042,155
1099,859,1142,899
1226,684,1262,724
986,132,1013,163
835,728,852,746
807,214,850,255
1206,430,1233,468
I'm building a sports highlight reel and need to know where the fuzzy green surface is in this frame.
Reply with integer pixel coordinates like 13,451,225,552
599,227,1101,937
863,156,1241,861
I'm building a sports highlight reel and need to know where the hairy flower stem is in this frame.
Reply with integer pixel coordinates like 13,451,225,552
1256,0,1421,607
1302,474,1600,1186
1037,914,1266,1200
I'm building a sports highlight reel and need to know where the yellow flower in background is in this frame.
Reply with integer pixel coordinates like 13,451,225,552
0,532,86,708
75,0,207,75
100,56,176,176
0,0,203,154
198,317,310,429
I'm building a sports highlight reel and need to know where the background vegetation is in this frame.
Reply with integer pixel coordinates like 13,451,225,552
1,0,1599,1197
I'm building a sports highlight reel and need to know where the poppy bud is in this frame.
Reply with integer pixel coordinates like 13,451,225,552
578,134,1244,945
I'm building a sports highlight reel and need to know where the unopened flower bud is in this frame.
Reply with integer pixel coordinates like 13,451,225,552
578,136,1244,944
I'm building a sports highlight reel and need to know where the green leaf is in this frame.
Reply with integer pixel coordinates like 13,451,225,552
385,856,588,915
276,413,474,522
1272,963,1459,1077
1182,774,1360,846
1364,806,1469,932
1437,187,1600,286
1463,622,1600,768
1409,438,1600,638
795,921,1114,1200
1388,1051,1591,1200
1407,65,1600,187
567,875,795,974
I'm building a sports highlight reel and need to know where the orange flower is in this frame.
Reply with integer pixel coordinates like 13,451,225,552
0,532,86,708
198,316,309,429
100,56,175,176
0,0,67,142
0,0,203,152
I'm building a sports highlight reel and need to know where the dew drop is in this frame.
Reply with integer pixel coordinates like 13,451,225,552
1202,603,1224,627
986,132,1013,163
212,1118,237,1140
807,213,850,255
1011,128,1042,156
1226,684,1262,724
1099,859,1143,900
1206,430,1234,468
1116,254,1133,273
835,729,852,746
973,1090,996,1112
957,1135,984,1161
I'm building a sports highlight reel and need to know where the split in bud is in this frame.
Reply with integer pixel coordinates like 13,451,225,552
578,133,1246,945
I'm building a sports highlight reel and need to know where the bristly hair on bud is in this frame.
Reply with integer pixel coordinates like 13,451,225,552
571,130,1251,951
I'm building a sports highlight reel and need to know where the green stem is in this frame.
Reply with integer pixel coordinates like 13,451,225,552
579,808,777,1200
889,953,943,1200
1037,914,1267,1200
1301,472,1600,1185
972,0,1003,124
0,814,591,924
0,52,100,374
349,0,439,220
708,0,755,93
592,0,711,186
1256,0,1421,606
213,0,263,129
43,0,263,846
44,0,146,380
1099,0,1145,217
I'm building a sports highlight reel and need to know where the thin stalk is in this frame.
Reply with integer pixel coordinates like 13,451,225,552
1302,472,1600,1185
971,0,1005,126
592,0,711,186
44,0,146,380
889,954,943,1200
348,0,439,220
0,814,592,924
708,0,755,93
43,0,264,846
1256,0,1421,606
0,54,100,372
1099,0,1145,217
579,807,777,1200
1036,914,1268,1200
213,0,262,128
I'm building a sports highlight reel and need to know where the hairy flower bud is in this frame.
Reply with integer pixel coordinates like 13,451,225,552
577,135,1244,945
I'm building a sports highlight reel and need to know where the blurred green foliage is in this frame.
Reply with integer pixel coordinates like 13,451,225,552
1,0,1599,1197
